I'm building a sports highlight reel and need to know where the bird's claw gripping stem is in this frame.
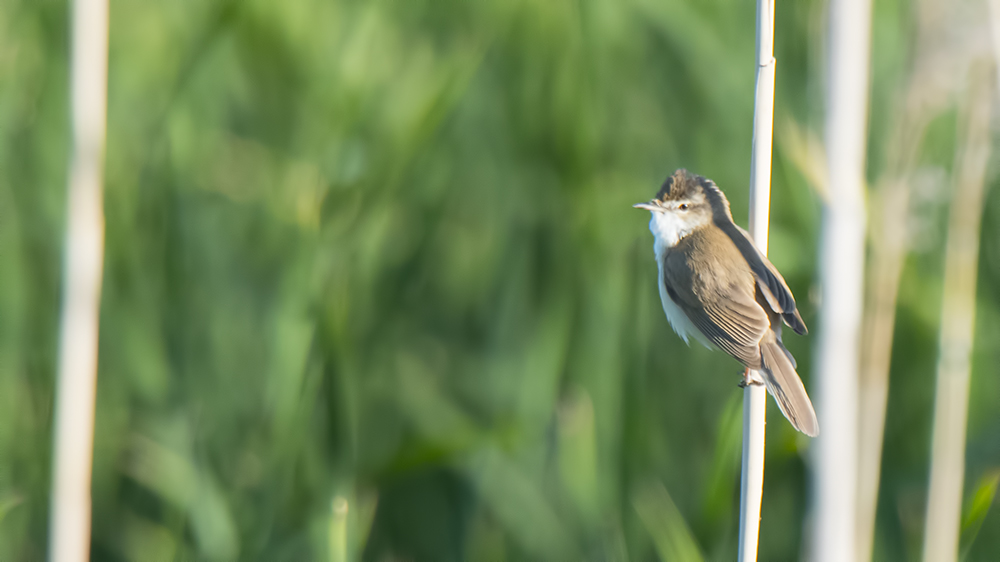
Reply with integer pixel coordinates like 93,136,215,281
738,367,764,388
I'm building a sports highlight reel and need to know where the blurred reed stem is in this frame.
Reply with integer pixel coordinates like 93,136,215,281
330,496,349,562
812,0,872,560
922,59,994,562
48,0,109,560
633,482,705,562
856,0,952,552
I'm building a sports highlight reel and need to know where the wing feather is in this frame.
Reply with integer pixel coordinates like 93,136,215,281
663,249,768,368
721,223,808,335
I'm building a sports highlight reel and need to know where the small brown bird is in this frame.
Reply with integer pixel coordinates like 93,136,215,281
634,169,819,436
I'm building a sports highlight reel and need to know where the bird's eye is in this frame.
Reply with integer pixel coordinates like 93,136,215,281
678,203,689,211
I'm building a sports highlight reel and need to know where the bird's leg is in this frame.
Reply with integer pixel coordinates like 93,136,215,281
738,367,751,388
738,367,764,388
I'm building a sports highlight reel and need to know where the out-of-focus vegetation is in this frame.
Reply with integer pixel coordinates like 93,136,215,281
1,0,998,560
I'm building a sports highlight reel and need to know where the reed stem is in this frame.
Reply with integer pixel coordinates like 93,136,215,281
739,1,775,560
922,60,993,562
811,0,872,560
47,0,109,560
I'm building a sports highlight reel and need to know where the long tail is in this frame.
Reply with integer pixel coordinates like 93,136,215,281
759,338,819,437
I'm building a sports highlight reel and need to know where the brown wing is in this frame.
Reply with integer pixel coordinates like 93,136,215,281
662,244,769,368
719,222,807,335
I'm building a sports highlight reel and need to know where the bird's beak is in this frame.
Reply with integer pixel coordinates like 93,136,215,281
633,201,661,212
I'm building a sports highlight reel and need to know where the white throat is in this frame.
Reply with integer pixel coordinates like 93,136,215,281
645,210,711,349
648,211,695,257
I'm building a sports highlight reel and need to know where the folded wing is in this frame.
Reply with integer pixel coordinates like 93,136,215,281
662,250,769,368
721,222,807,335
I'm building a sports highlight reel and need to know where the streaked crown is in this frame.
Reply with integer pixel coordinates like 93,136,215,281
655,168,733,223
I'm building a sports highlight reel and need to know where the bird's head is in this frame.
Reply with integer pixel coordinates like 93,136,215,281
633,169,731,247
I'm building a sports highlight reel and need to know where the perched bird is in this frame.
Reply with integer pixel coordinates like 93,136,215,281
634,169,819,436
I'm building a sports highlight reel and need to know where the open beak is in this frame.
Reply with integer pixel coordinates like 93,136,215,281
632,201,661,212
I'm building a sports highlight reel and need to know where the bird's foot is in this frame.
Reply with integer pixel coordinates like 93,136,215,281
738,367,765,388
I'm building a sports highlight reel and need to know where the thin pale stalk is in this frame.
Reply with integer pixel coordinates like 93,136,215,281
811,0,872,560
330,496,349,562
739,1,775,561
990,0,1000,96
855,181,908,561
922,61,993,562
856,95,936,562
47,0,109,560
857,0,974,556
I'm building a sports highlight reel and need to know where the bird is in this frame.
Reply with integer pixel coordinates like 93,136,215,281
634,169,819,436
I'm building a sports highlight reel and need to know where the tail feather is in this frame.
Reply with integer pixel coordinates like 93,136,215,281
759,340,819,437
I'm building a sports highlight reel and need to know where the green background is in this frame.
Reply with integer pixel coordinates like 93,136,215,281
1,0,998,560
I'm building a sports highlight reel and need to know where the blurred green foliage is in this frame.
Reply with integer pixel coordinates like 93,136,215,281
1,0,999,560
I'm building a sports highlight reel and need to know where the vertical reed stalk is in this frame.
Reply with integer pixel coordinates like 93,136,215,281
857,1,976,557
856,49,944,562
48,0,109,560
855,171,913,562
812,0,872,560
330,496,349,562
921,61,993,562
739,1,775,560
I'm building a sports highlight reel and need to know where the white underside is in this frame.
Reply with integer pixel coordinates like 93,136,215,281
649,211,712,349
656,260,712,348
